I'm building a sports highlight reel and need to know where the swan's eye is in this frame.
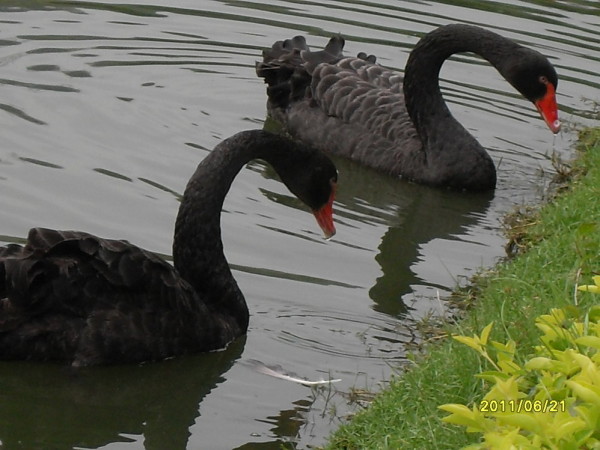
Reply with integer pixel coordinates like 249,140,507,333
539,75,549,85
329,177,337,195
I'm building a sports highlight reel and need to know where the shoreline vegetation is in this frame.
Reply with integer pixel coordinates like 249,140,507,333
324,127,600,449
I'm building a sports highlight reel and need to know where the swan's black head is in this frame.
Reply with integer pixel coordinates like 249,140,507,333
503,48,560,133
284,149,338,239
267,137,338,238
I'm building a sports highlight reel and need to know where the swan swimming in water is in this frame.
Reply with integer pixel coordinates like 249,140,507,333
0,130,338,366
256,24,560,191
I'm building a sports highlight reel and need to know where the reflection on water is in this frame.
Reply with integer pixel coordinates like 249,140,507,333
0,338,245,449
371,194,494,316
234,399,317,450
324,157,496,317
0,0,598,448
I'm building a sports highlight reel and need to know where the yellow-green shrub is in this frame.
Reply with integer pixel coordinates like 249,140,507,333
439,294,600,449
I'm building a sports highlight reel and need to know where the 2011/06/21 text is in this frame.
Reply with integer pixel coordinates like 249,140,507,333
478,399,566,413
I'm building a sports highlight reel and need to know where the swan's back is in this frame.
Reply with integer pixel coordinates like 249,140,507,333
257,36,423,177
0,228,233,366
259,27,562,191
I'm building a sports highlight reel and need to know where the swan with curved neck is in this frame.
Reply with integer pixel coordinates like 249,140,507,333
0,130,337,366
256,24,560,191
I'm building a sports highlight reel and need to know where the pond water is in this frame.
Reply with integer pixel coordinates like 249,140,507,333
0,0,598,448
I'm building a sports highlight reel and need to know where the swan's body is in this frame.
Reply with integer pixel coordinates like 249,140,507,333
256,24,560,191
0,130,337,366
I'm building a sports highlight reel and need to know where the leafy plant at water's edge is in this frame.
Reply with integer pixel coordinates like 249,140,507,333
440,287,600,449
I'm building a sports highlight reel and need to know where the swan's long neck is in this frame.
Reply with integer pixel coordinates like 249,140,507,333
404,24,518,135
402,25,517,189
173,130,310,331
172,131,279,329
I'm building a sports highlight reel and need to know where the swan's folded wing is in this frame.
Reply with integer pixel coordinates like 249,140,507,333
0,228,199,330
309,58,418,146
257,35,423,175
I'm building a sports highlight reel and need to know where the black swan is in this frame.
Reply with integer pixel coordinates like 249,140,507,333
256,24,561,191
0,130,337,366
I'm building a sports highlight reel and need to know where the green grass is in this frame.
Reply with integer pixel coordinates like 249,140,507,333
325,127,600,450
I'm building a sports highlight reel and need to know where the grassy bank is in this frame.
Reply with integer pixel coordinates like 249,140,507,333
325,127,600,450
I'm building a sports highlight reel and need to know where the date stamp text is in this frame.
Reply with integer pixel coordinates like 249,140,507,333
478,399,566,413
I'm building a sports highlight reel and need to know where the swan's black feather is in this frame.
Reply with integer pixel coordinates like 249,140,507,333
0,228,220,366
257,24,560,191
0,130,337,366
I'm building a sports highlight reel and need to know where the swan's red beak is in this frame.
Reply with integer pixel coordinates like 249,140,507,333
313,183,336,239
534,82,561,134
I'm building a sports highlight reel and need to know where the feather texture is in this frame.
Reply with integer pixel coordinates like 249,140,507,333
257,24,560,191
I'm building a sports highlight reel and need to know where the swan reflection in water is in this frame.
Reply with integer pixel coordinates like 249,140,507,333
333,157,495,317
254,138,494,318
0,337,244,449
